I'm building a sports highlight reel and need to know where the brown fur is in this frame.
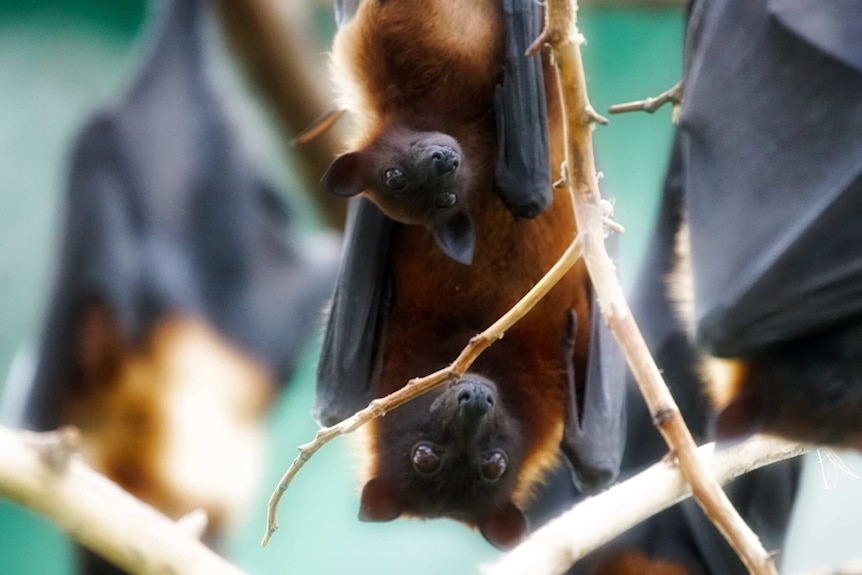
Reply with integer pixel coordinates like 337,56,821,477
335,0,590,511
62,302,273,536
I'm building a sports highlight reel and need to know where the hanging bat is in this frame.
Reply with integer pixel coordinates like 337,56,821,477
548,137,801,575
0,0,337,573
671,0,862,449
314,0,625,550
530,1,827,571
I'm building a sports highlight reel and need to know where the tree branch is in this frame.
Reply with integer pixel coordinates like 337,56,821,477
0,425,247,575
537,1,779,574
215,0,348,229
486,435,808,575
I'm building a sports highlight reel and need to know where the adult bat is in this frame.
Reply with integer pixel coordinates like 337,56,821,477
555,138,801,575
1,0,337,572
315,0,625,550
676,0,862,449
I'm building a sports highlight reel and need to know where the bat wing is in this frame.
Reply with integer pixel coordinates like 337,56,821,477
493,0,552,219
562,137,801,575
637,139,801,575
6,0,337,430
560,241,626,493
681,0,862,357
314,198,393,427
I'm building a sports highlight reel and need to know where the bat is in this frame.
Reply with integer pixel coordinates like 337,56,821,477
529,1,825,571
549,137,801,575
0,0,338,572
674,0,862,449
314,0,625,550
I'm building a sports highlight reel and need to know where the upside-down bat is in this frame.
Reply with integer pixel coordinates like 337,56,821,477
545,136,801,575
559,0,862,571
673,0,862,449
0,0,337,573
314,0,625,550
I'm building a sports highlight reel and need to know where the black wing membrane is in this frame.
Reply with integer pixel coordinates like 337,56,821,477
494,0,552,219
12,0,337,430
560,255,626,492
681,0,862,357
314,198,394,426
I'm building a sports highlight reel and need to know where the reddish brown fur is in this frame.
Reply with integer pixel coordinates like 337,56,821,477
335,0,591,507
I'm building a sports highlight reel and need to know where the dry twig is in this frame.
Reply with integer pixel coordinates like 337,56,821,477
608,79,683,117
537,1,777,574
486,435,807,575
0,425,246,575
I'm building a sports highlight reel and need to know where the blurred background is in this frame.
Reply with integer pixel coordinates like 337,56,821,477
0,1,858,573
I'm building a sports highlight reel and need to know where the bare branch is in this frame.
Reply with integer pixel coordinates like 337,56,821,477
0,426,247,575
608,79,683,116
262,236,586,546
216,0,348,229
540,2,778,574
486,435,808,575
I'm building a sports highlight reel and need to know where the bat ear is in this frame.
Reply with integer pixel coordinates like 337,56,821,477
432,211,475,265
321,152,364,197
477,501,527,551
713,391,764,445
358,477,403,522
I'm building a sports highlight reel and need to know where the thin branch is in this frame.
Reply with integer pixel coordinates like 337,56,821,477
608,79,683,117
486,435,808,575
0,425,247,575
538,2,778,574
262,236,585,547
215,0,348,229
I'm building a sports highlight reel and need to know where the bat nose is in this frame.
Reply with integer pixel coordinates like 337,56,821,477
458,383,495,415
431,147,460,175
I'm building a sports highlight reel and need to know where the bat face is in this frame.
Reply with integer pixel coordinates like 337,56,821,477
321,126,476,264
359,375,529,549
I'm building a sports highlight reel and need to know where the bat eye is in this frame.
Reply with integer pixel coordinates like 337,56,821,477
481,451,507,482
412,444,441,475
384,168,407,192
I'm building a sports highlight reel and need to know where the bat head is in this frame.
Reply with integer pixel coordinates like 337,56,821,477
359,374,528,550
321,126,476,265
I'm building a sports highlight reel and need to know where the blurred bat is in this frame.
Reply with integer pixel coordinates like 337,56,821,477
1,0,337,572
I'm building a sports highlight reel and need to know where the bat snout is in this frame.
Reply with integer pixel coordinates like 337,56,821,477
430,146,460,176
457,382,496,417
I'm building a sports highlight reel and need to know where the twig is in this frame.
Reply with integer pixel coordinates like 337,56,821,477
608,79,683,116
261,236,585,547
537,2,778,574
0,425,247,575
486,435,808,575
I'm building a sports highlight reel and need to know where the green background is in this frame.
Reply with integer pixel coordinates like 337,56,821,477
0,2,856,573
